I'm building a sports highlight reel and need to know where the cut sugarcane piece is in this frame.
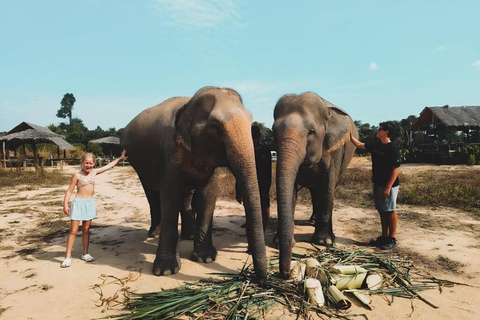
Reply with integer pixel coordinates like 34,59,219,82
305,278,325,307
306,257,320,269
366,273,383,290
327,286,351,310
335,272,367,290
349,290,374,310
305,258,328,285
332,265,368,274
290,260,306,281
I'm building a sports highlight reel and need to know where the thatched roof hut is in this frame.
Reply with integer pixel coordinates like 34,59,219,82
89,136,121,159
1,122,75,168
408,106,480,164
89,136,120,145
1,122,76,151
410,105,480,132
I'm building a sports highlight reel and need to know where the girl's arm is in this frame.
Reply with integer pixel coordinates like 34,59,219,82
95,149,127,175
63,174,78,215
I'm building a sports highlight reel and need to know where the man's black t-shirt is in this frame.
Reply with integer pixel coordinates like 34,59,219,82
365,142,401,187
255,144,272,194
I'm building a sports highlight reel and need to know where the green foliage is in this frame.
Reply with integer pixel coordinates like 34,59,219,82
354,116,418,161
252,121,274,150
66,117,88,145
57,93,76,125
453,145,480,165
87,143,104,157
468,154,476,165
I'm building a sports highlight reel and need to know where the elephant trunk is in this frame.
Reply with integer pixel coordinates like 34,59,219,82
224,115,268,284
276,127,307,278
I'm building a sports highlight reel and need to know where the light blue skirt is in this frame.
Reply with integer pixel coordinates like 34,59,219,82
70,197,96,221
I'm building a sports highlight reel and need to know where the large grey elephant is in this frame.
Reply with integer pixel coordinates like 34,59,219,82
120,86,267,282
272,92,358,278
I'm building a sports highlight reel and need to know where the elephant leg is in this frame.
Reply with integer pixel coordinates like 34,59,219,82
180,190,195,240
140,180,161,239
310,185,335,245
191,173,219,263
153,188,182,276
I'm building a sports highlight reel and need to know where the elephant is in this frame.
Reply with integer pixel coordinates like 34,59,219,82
120,86,267,283
272,92,358,278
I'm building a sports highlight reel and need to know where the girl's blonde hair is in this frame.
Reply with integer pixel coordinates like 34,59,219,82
81,152,95,163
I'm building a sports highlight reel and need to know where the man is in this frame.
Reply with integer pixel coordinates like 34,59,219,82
237,125,272,232
350,121,401,250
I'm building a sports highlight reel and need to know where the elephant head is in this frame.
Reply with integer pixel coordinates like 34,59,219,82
273,92,356,278
173,87,267,281
121,87,267,283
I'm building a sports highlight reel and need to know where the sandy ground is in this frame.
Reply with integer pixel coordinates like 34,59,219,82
1,161,479,320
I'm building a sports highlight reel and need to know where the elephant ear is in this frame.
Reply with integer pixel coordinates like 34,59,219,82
174,102,193,152
323,104,354,157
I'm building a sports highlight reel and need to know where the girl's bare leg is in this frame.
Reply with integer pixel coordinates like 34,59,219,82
65,220,80,258
82,220,92,255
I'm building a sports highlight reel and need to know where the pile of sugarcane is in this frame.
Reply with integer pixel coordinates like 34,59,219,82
113,246,458,320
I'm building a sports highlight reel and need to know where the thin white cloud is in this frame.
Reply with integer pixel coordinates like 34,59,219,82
472,60,480,70
437,45,446,51
370,62,378,71
153,0,241,30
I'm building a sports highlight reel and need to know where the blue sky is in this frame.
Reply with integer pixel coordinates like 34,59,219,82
1,0,479,132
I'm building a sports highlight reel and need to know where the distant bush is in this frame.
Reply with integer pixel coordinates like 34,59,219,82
453,145,480,165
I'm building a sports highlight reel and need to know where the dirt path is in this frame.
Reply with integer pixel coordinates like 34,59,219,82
0,165,479,320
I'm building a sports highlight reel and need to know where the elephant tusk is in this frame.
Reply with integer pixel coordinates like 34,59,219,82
322,127,352,157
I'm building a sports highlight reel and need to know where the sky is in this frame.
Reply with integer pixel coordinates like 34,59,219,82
1,0,479,133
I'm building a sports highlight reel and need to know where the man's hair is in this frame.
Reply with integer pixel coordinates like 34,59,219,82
379,121,397,139
251,125,261,139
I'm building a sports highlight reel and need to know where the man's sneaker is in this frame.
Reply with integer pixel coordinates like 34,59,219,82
379,237,397,250
81,254,95,262
61,257,71,268
368,236,387,247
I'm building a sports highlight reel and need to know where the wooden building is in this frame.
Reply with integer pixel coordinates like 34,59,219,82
409,105,480,163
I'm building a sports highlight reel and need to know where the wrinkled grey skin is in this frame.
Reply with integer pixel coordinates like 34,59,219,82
272,92,358,278
120,87,267,283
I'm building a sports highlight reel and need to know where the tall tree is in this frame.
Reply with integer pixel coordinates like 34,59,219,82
57,93,76,126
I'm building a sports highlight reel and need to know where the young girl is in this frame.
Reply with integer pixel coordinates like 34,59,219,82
61,149,127,268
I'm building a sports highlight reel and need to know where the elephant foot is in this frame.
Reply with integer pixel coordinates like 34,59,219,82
311,232,335,246
271,233,296,249
148,226,161,239
191,247,217,263
152,254,181,276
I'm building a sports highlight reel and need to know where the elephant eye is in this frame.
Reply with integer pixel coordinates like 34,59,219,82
207,122,223,138
308,129,315,136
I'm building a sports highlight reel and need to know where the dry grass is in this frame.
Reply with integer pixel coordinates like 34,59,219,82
0,168,70,190
215,163,480,220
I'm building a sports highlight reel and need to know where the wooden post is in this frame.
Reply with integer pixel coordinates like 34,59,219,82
2,141,6,168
